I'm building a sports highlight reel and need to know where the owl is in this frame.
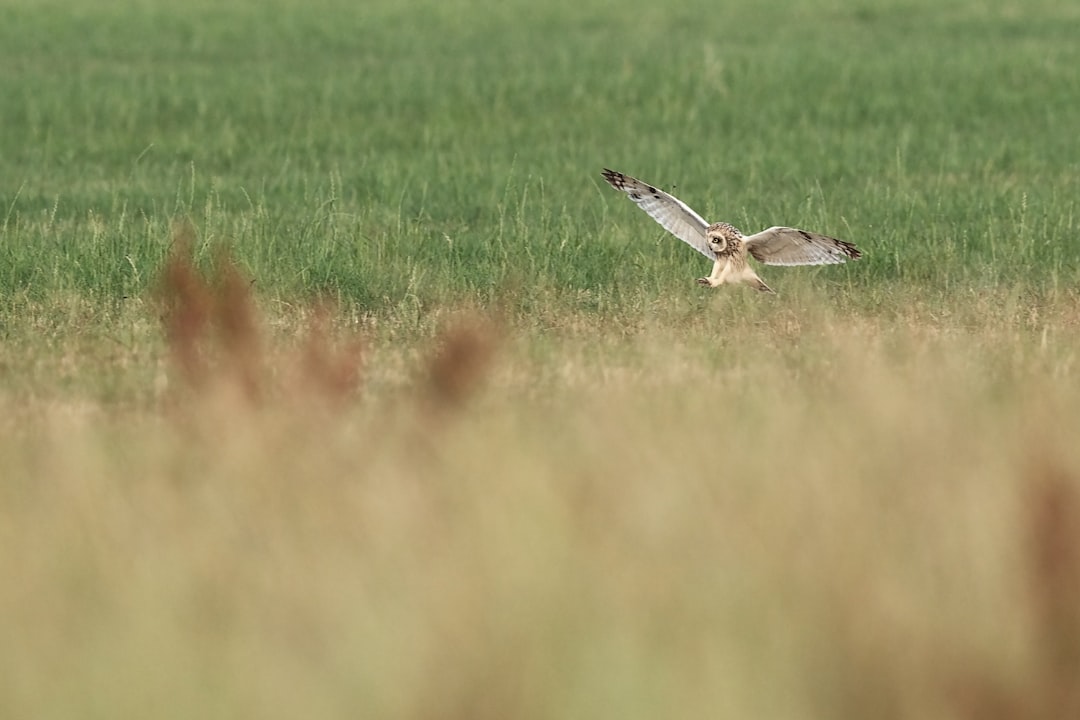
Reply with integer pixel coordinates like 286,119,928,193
601,168,861,293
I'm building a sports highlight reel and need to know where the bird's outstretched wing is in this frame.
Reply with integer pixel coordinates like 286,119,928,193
742,226,861,266
601,168,714,260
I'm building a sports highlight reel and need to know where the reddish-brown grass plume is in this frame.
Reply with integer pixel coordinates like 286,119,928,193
950,456,1080,720
157,220,213,389
1025,458,1080,718
156,224,364,409
423,316,496,411
291,303,365,408
156,222,261,402
210,245,262,401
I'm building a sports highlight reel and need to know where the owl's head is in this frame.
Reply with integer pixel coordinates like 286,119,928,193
706,222,742,254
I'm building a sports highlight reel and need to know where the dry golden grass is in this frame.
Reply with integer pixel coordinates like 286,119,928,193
2,259,1080,719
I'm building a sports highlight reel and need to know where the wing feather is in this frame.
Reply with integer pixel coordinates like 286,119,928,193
742,226,861,266
601,169,714,260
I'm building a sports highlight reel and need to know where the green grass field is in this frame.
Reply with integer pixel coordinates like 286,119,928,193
3,0,1080,717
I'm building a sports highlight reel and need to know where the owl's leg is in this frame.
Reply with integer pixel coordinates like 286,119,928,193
696,258,727,287
744,268,775,294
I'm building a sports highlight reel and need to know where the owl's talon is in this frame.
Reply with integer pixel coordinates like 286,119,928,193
696,277,713,287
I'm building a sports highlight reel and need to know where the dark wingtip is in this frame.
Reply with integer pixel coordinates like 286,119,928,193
600,168,624,188
829,235,862,261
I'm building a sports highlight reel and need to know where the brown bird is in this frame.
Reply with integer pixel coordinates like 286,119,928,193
601,168,861,293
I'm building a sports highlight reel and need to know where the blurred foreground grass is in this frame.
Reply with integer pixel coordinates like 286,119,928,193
2,251,1079,719
2,0,1080,715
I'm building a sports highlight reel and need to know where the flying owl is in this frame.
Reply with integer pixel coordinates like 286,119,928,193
601,168,861,293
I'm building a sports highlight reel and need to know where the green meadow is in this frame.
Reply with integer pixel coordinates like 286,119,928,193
2,0,1080,717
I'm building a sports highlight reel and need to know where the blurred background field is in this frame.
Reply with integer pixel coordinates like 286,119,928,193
1,0,1080,717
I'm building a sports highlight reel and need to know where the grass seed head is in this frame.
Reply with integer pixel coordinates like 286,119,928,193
424,316,496,411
